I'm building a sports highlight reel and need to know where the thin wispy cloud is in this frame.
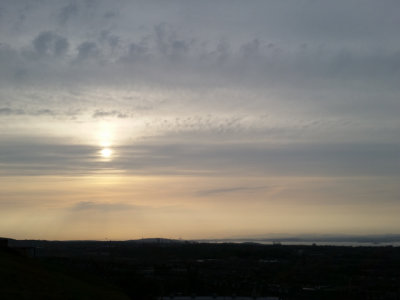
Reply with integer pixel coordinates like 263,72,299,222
196,186,269,197
71,201,138,212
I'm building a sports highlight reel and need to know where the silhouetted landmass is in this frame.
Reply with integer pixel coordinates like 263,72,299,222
2,237,400,299
0,245,129,299
201,233,400,245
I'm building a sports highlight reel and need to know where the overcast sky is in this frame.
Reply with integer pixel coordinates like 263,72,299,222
1,0,399,240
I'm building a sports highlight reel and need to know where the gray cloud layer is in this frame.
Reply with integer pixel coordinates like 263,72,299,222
1,0,399,179
1,138,398,178
1,0,400,89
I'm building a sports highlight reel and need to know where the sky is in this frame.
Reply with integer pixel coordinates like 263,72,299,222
0,0,400,240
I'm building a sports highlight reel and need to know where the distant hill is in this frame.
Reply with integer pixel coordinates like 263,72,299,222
129,237,187,244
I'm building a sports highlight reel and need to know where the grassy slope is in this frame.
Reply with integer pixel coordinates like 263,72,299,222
0,249,130,300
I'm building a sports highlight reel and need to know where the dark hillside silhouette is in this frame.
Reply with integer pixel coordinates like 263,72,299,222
0,244,129,299
3,239,400,299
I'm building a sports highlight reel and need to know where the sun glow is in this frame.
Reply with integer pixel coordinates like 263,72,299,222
97,122,114,147
95,122,116,160
100,148,113,158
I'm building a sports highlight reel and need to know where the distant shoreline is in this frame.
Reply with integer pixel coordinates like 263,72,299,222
4,235,400,247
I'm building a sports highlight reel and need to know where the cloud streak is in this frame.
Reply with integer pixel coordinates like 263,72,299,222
71,201,138,212
196,186,268,197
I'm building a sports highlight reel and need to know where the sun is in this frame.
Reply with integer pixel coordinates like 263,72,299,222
96,123,116,160
100,148,113,158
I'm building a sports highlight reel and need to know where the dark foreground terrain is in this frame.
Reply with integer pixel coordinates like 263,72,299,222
2,238,400,299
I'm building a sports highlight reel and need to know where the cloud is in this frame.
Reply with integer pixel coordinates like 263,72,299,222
2,135,398,178
92,110,128,119
1,34,398,91
71,201,138,212
120,41,150,63
240,39,261,60
32,31,69,57
153,23,195,59
0,1,399,179
58,2,78,25
98,30,120,49
75,41,100,62
0,141,99,176
0,7,400,92
69,201,188,216
0,107,25,116
0,107,56,117
35,109,56,116
196,186,268,197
